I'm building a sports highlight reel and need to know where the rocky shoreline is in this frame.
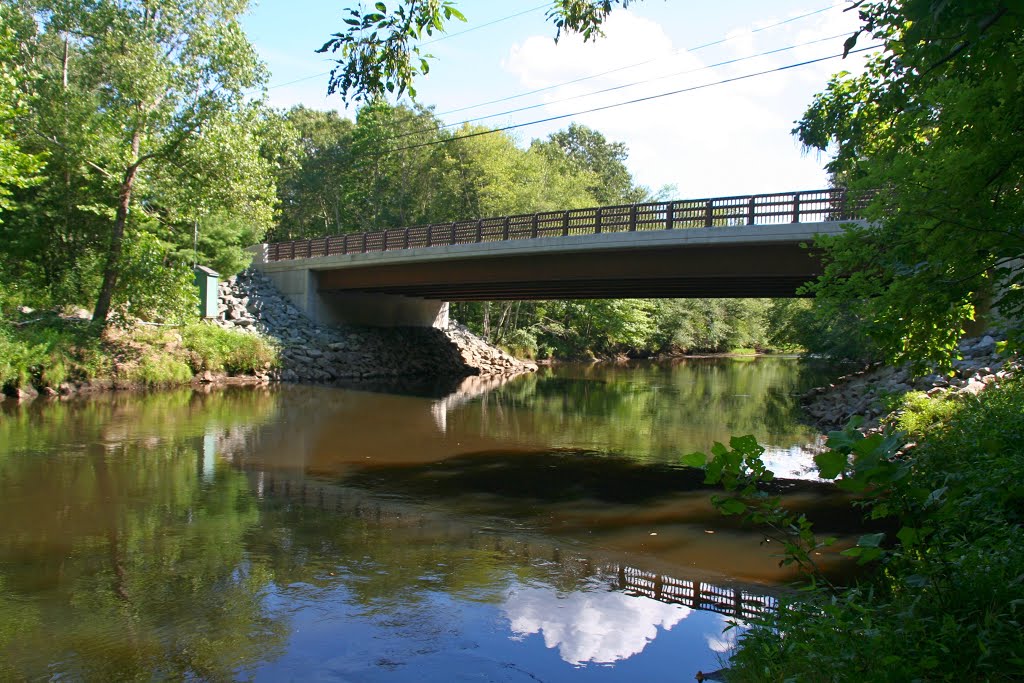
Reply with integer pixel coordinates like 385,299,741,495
211,269,536,384
802,333,1018,431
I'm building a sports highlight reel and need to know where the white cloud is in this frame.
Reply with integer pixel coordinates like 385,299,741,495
502,7,869,197
504,585,690,665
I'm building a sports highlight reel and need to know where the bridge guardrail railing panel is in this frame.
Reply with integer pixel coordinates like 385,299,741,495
263,189,874,262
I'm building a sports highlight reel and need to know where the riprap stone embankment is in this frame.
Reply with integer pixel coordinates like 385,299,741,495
215,269,536,383
803,333,1018,431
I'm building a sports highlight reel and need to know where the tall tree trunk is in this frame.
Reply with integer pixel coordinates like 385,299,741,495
93,130,142,323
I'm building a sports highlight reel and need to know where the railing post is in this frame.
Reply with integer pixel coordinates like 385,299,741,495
562,210,570,236
531,213,539,238
665,202,674,230
792,193,800,223
502,216,510,240
361,233,367,253
404,228,410,249
476,219,483,243
704,200,713,227
629,204,638,231
449,222,457,245
290,241,296,260
595,207,603,234
382,231,388,251
426,224,432,248
747,196,756,225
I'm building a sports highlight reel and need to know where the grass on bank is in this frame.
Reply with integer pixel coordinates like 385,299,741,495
725,378,1024,682
0,315,278,392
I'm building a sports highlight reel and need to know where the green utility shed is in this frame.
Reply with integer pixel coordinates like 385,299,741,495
193,265,220,319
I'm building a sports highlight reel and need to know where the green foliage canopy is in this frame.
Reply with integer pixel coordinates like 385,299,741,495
2,0,281,323
796,1,1024,369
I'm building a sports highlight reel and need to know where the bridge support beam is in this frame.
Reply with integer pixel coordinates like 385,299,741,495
250,251,449,329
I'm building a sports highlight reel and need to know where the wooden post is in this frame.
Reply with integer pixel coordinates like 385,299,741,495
502,216,511,240
404,228,410,249
382,231,388,251
342,233,349,254
562,210,570,236
792,193,801,223
665,202,674,230
289,241,295,260
476,219,483,243
747,196,756,225
361,233,367,253
595,207,603,234
629,204,638,231
704,200,713,227
426,224,432,248
531,213,539,238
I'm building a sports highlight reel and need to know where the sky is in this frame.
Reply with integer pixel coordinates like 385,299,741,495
242,1,873,199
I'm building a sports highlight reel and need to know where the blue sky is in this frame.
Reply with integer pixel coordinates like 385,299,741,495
242,1,871,198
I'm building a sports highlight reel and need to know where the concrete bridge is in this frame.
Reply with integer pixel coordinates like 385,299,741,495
251,189,868,328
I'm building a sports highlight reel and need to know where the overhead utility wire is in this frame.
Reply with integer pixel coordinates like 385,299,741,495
391,31,849,140
265,3,550,91
419,3,551,46
435,1,842,117
384,44,881,155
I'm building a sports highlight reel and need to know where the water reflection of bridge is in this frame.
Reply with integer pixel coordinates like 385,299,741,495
248,469,779,624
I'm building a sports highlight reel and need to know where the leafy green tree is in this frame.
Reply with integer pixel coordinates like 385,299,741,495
0,5,44,219
532,124,647,205
795,1,1024,368
5,0,277,323
273,107,355,240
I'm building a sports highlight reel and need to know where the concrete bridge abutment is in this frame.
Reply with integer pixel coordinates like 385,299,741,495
248,245,449,329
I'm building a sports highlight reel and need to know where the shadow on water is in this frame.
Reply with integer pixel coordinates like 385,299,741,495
339,447,868,535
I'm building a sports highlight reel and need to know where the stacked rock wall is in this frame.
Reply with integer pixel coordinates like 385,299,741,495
215,269,536,383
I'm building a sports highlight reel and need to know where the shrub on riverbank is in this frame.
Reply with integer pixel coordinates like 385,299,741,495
0,315,278,395
181,322,277,374
725,379,1024,682
0,316,110,392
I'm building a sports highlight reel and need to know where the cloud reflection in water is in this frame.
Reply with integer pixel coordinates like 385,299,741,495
504,585,690,665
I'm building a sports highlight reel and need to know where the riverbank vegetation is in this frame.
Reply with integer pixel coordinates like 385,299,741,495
694,378,1024,682
0,313,276,394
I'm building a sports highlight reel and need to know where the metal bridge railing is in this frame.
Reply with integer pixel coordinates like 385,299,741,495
266,188,872,263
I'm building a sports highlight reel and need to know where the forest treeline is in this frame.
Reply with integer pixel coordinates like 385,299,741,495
0,0,857,361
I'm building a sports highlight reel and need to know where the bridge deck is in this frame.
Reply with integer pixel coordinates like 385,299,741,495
252,189,869,309
265,188,868,263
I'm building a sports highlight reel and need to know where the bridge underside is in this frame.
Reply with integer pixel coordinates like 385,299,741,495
315,243,820,301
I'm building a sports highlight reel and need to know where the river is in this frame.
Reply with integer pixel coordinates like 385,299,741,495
0,357,849,681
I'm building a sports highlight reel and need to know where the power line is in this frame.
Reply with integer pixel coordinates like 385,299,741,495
384,44,880,155
435,2,844,117
393,30,850,140
265,3,551,91
419,3,551,46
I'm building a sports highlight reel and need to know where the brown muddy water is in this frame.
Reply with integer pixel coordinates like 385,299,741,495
0,357,852,681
